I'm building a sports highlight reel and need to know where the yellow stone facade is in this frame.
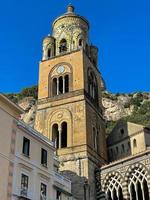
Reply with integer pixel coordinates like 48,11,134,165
34,4,107,200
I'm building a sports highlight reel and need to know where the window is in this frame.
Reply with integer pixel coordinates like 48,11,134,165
104,173,123,200
61,122,67,148
128,141,130,151
21,174,28,197
41,148,47,167
79,39,83,47
52,122,68,149
133,139,137,147
22,137,30,156
88,70,98,104
52,124,59,149
127,166,150,200
52,75,69,96
59,39,67,53
48,48,51,58
65,75,69,93
120,128,124,135
56,190,62,200
40,183,47,200
122,144,125,153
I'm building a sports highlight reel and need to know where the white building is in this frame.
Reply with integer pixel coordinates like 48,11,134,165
0,94,72,200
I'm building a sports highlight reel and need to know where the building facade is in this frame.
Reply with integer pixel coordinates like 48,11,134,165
0,94,72,200
34,4,107,200
101,121,150,200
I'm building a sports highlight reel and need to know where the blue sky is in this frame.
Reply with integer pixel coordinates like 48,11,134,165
0,0,150,93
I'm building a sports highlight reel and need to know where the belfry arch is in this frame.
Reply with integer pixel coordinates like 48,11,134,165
47,109,73,148
48,63,73,97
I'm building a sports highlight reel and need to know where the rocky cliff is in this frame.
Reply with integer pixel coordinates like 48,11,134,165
6,87,150,133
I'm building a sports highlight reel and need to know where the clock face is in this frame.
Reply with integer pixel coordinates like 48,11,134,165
57,66,65,74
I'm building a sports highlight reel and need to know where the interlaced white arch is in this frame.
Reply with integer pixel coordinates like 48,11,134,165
125,163,150,200
102,172,123,200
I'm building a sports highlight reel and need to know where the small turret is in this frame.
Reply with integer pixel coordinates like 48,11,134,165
42,35,55,60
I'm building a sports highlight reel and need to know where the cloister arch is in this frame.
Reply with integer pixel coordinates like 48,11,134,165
102,171,124,200
125,163,150,200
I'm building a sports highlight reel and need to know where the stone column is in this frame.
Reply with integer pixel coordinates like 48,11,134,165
63,76,65,94
135,184,139,200
57,78,59,95
58,127,62,149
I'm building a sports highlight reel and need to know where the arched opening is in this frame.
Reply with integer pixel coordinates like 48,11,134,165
52,124,59,149
143,179,149,200
65,75,69,93
121,144,125,153
61,122,67,148
79,39,83,47
107,190,112,200
113,189,118,200
73,40,75,49
59,76,63,94
128,166,149,200
88,70,98,104
118,187,123,200
133,139,137,147
52,78,57,96
59,39,67,53
130,183,136,200
104,173,123,200
48,48,51,58
137,181,143,200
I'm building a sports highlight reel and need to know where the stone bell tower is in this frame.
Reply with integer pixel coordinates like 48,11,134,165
35,4,107,200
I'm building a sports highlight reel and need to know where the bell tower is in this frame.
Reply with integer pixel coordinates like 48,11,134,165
35,5,107,200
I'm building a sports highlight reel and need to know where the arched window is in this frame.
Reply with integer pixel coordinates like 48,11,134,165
52,78,57,96
121,144,125,153
52,122,68,149
79,39,83,47
52,124,59,149
133,139,137,147
52,75,69,96
65,75,69,93
59,39,67,53
61,122,67,148
59,76,63,94
127,165,149,200
88,70,98,104
104,173,123,200
48,48,51,58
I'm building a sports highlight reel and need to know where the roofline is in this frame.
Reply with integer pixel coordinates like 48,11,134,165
17,120,55,150
0,93,24,114
101,148,150,170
